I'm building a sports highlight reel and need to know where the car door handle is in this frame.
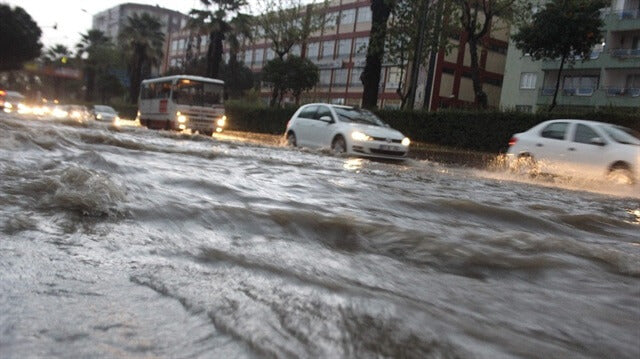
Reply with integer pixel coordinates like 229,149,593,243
536,143,543,147
568,147,576,151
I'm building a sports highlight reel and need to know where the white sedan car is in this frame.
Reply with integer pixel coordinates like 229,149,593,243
285,104,410,160
507,119,640,184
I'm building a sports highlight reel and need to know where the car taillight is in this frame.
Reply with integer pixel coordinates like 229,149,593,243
508,136,517,146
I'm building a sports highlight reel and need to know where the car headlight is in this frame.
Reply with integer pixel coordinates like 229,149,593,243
401,137,411,146
351,131,372,141
96,114,103,120
177,115,187,123
217,115,227,127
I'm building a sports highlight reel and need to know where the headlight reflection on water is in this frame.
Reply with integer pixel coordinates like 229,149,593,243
343,158,364,171
628,209,640,225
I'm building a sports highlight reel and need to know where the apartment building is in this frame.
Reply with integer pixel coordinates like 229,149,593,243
92,3,189,75
167,0,509,109
500,0,640,112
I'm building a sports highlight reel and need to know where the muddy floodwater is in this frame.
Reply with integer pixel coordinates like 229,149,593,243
1,114,639,358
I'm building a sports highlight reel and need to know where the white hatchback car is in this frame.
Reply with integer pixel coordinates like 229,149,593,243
285,104,410,159
507,119,640,184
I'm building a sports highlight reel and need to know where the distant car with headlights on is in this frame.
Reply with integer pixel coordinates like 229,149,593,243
1,90,27,114
506,119,640,184
93,105,120,123
285,104,410,160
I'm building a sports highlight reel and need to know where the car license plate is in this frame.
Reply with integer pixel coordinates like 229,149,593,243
379,144,399,151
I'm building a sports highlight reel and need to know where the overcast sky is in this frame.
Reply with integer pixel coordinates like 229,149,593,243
4,0,261,50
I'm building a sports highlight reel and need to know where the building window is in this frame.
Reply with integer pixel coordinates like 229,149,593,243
178,39,185,51
326,11,339,29
354,37,369,57
321,40,335,59
563,76,599,96
350,68,363,86
319,70,332,86
515,105,532,113
307,42,320,59
340,9,356,25
244,50,252,64
386,67,403,90
334,69,348,85
171,40,178,53
291,44,301,56
254,48,264,65
519,72,537,89
337,39,352,57
266,48,275,61
357,6,372,23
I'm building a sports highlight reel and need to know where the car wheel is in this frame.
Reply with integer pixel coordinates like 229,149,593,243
286,132,297,147
607,163,634,185
331,135,346,154
202,130,213,137
510,154,538,177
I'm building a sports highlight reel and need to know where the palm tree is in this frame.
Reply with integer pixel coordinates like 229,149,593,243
76,29,111,101
118,13,165,103
189,0,247,79
44,44,72,64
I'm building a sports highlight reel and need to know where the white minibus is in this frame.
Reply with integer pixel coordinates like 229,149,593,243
137,75,226,135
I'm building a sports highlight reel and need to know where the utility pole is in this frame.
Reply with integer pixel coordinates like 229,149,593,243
406,0,428,109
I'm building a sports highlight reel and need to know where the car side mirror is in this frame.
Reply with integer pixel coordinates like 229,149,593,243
319,115,334,123
590,137,606,146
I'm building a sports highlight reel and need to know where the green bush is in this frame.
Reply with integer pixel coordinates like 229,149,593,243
223,103,640,153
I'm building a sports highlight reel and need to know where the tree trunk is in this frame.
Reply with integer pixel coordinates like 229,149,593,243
129,47,144,104
467,37,487,108
207,30,224,79
84,66,95,102
361,0,393,109
550,54,566,113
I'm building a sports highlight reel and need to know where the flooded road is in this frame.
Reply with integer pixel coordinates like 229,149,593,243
1,114,639,358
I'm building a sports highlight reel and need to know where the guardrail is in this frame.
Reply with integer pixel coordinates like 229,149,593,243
612,9,640,19
610,48,640,58
541,87,640,98
605,87,640,97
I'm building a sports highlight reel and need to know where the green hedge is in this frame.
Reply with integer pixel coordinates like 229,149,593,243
225,103,640,153
225,103,297,134
378,109,640,152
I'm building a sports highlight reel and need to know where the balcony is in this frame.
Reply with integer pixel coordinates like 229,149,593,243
605,10,640,31
538,87,640,107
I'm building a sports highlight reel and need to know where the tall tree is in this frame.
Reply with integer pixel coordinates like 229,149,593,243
255,0,330,106
361,0,395,109
43,44,72,64
384,0,453,109
512,0,607,112
190,0,248,79
256,0,331,59
451,0,527,108
0,5,42,71
262,55,318,106
76,29,112,102
118,13,165,103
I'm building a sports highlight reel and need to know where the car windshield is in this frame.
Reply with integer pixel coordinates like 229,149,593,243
95,105,116,114
172,79,223,107
599,124,640,145
334,107,387,127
